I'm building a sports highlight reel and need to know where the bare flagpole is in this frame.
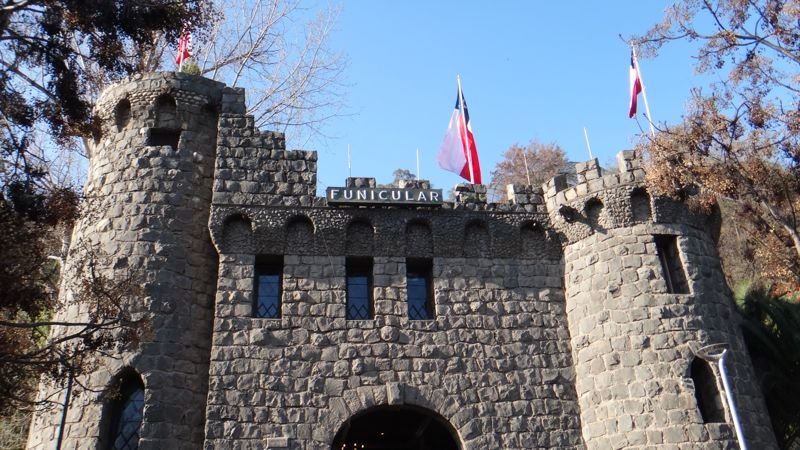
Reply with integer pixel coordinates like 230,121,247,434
631,44,656,137
520,148,531,185
347,144,352,178
416,148,420,180
457,75,475,183
583,127,594,159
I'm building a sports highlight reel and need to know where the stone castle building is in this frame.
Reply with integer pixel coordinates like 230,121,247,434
27,72,776,449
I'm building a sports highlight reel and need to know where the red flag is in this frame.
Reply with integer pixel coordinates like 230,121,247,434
437,82,482,184
175,29,192,65
628,51,642,118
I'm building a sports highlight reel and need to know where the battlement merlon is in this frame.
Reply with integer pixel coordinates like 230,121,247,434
543,149,646,213
212,93,318,207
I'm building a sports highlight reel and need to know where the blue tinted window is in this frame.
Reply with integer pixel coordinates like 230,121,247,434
255,261,282,318
347,259,372,320
407,259,433,320
109,377,144,450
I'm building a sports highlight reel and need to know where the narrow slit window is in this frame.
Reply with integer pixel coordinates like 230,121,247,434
654,235,689,294
346,257,373,320
691,358,726,423
407,258,433,320
254,256,283,318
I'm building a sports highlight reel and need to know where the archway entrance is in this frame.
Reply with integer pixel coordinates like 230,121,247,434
332,405,460,450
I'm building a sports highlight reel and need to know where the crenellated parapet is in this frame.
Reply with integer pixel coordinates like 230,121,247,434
505,184,546,213
542,150,716,245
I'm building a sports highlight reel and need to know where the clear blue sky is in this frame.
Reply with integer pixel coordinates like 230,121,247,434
311,1,711,194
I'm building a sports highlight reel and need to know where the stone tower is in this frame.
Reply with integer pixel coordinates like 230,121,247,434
27,73,238,449
546,152,776,448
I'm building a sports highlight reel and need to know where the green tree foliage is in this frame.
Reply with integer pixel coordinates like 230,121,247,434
735,282,800,449
634,0,800,291
488,140,570,201
179,59,203,76
0,408,29,449
0,0,213,155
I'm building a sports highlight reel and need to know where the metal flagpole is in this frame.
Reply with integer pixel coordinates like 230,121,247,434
520,148,531,185
697,344,748,450
347,144,352,178
416,148,420,180
583,127,594,159
631,45,656,137
456,75,475,183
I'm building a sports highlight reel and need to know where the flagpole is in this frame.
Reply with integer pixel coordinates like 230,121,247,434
456,75,475,184
416,148,420,180
583,127,594,159
520,148,531,185
347,144,352,178
631,45,656,137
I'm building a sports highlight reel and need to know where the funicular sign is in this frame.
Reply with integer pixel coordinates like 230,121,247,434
326,187,444,206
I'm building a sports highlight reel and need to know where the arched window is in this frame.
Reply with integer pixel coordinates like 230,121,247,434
584,198,605,229
346,219,374,256
464,220,489,258
106,372,145,450
520,221,546,258
114,98,131,131
691,358,725,423
286,215,314,253
405,219,433,257
147,94,180,148
154,94,177,128
221,214,253,254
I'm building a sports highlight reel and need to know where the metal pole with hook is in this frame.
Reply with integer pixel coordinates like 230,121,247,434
697,344,748,450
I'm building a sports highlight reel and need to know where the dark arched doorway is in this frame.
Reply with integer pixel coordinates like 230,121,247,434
332,405,461,450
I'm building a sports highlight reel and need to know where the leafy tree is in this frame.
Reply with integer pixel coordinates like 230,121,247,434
0,0,214,168
0,0,211,414
201,0,346,142
633,0,800,291
127,0,347,144
0,0,345,433
488,140,570,201
717,199,760,285
0,184,149,415
735,282,800,449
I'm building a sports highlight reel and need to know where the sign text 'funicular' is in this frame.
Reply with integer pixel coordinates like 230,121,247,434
326,187,444,206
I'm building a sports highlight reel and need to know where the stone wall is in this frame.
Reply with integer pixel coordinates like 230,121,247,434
205,204,584,449
213,112,316,207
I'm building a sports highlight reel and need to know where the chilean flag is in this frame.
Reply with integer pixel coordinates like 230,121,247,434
628,51,642,118
437,83,482,184
175,29,192,65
